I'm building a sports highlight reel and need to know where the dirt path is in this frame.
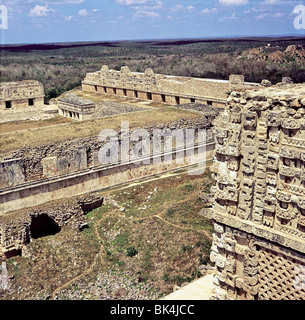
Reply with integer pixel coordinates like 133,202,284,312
154,215,213,241
50,212,107,300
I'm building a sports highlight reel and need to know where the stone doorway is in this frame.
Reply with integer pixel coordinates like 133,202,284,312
30,214,61,239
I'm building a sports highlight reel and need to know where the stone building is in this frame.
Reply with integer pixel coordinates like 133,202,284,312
58,93,95,121
82,66,259,108
0,80,44,110
204,83,305,300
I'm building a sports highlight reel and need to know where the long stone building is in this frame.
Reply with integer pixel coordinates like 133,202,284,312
81,65,258,108
204,83,305,300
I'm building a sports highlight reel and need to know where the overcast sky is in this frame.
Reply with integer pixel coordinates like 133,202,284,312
0,0,304,44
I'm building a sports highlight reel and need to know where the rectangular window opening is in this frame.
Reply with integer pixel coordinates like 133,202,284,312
5,101,12,109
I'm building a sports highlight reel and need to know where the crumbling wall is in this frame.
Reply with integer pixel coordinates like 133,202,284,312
0,116,215,188
0,158,25,189
0,193,103,259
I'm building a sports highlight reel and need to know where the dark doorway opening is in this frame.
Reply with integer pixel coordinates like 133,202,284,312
147,92,152,100
30,214,61,239
175,96,180,105
161,94,166,103
5,249,22,258
5,101,12,109
28,99,34,106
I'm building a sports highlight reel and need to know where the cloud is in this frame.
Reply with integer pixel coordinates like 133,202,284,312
134,10,159,18
116,0,154,6
65,15,73,21
170,4,184,12
78,9,88,16
219,0,248,5
36,0,85,4
220,12,238,21
43,0,85,3
201,8,218,14
28,5,54,17
170,4,196,13
187,5,195,12
256,13,269,19
263,0,279,4
256,11,284,19
116,0,163,11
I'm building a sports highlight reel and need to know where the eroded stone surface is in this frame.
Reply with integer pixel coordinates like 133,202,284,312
204,83,305,300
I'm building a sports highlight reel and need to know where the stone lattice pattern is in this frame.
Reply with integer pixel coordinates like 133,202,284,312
204,83,305,300
258,247,305,300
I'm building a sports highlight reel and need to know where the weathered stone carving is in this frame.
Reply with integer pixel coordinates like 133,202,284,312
0,80,44,110
204,83,305,300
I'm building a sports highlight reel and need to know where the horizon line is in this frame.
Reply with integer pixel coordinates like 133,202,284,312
1,34,305,47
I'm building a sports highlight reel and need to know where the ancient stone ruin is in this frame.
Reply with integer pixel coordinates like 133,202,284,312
81,65,258,108
2,69,305,300
204,83,305,300
0,80,44,110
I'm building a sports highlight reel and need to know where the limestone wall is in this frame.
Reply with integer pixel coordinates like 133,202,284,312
0,80,44,110
0,118,214,189
0,158,25,189
82,66,259,107
0,142,214,216
203,83,305,300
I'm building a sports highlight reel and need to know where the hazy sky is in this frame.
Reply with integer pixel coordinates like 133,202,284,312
0,0,304,44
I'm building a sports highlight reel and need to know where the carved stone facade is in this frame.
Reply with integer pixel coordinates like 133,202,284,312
204,83,305,300
82,66,258,108
0,80,44,110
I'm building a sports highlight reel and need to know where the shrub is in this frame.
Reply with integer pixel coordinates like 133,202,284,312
126,246,138,257
166,208,175,216
181,184,194,192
